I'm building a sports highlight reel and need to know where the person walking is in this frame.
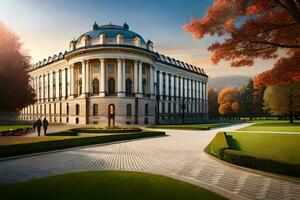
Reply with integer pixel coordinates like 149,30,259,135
43,118,49,136
36,118,42,136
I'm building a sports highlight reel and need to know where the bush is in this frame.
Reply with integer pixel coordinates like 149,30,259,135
0,131,165,158
223,149,300,177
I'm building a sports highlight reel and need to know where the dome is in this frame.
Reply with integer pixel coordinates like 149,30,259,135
77,22,146,44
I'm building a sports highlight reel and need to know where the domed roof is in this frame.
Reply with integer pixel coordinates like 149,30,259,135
78,22,146,44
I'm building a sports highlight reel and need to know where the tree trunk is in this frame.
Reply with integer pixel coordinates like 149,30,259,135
289,111,294,123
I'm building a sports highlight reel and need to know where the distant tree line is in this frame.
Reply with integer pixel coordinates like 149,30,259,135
208,78,300,123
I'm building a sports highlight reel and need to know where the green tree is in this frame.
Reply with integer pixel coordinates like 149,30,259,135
208,87,219,119
239,79,255,120
264,82,300,123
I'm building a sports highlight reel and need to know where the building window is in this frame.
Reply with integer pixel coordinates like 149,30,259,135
65,68,68,97
47,73,50,101
93,104,98,116
92,78,99,95
126,104,132,117
125,65,131,73
108,78,115,95
94,65,99,73
174,103,177,113
162,73,166,97
108,64,114,73
53,72,56,99
168,75,171,99
79,66,82,74
142,78,147,94
145,103,149,116
162,102,165,114
142,65,145,75
59,69,62,98
78,78,82,95
125,78,132,95
66,103,69,115
75,104,80,115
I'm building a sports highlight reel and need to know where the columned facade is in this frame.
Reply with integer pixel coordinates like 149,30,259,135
20,23,208,125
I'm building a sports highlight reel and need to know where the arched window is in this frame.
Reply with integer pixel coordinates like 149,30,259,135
93,104,98,116
76,104,80,115
78,78,82,95
125,78,132,95
127,104,132,117
145,103,149,116
66,103,69,115
92,78,99,95
142,78,147,94
108,78,115,95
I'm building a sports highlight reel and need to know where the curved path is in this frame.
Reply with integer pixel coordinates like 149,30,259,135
0,124,299,200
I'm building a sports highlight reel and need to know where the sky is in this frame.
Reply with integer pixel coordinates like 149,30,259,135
0,0,275,78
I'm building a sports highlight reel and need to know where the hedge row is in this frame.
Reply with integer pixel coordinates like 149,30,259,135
71,128,142,134
205,132,300,177
0,131,165,159
223,149,300,177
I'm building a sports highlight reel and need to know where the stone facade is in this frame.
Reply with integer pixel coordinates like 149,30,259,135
20,23,208,125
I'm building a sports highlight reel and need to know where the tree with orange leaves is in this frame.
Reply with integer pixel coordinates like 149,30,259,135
184,0,300,70
218,87,240,119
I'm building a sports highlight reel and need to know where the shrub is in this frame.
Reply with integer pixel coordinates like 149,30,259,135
223,149,300,177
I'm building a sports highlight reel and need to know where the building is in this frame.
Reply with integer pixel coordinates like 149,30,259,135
20,23,208,125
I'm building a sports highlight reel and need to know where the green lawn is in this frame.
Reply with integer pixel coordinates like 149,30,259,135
0,171,226,200
226,132,300,165
205,132,300,176
148,122,232,130
0,124,32,132
238,121,300,132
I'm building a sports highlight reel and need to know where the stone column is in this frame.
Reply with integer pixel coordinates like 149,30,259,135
99,58,106,97
62,69,66,98
170,74,174,98
81,61,86,95
159,71,163,98
122,60,126,92
41,75,44,102
117,58,124,97
138,61,143,95
134,61,138,94
196,81,199,113
86,60,90,94
70,64,74,97
184,78,187,98
165,73,169,99
149,65,154,96
56,70,60,98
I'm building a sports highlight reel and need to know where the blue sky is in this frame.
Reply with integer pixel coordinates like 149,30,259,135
0,0,274,78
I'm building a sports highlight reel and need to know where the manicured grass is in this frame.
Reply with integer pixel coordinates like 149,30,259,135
0,124,32,132
238,121,300,132
0,131,165,158
205,132,300,176
0,171,227,200
148,122,232,130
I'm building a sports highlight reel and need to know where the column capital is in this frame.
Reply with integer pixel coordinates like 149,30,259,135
99,58,105,62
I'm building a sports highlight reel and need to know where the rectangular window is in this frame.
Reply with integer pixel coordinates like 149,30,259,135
79,66,82,74
125,65,131,73
108,64,114,73
94,65,99,73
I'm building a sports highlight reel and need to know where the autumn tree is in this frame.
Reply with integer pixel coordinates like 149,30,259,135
184,0,300,71
263,82,300,122
218,87,240,119
0,22,34,112
208,87,219,119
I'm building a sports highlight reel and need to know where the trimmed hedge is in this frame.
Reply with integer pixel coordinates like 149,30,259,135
204,132,229,158
70,127,142,134
223,149,300,177
0,131,165,158
205,132,300,177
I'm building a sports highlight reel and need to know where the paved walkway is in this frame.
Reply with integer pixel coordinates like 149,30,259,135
232,130,300,134
0,124,299,200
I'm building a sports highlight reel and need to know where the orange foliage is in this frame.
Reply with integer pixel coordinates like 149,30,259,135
184,0,300,69
218,87,240,115
254,50,300,88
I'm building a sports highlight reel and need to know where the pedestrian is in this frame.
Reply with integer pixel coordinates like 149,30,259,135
36,118,42,136
43,117,49,136
33,121,37,131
